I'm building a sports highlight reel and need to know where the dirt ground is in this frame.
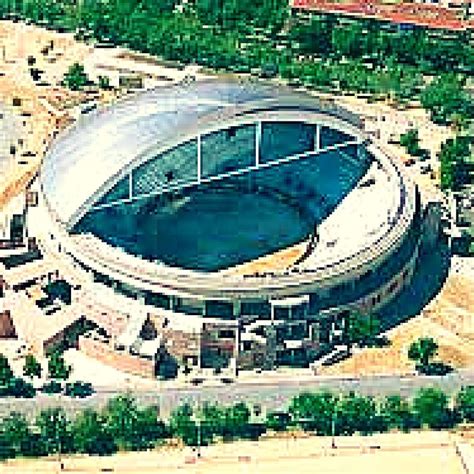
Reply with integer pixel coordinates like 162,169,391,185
320,271,474,376
1,430,469,474
0,21,88,211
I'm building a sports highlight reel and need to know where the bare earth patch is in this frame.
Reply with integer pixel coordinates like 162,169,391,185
0,430,469,474
320,272,474,376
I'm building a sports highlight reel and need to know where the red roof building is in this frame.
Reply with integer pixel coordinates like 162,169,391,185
291,0,474,31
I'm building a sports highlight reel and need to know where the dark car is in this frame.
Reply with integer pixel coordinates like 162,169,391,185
64,381,94,398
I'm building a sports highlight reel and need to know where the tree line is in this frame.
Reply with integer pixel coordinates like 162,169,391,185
0,386,473,460
6,0,473,191
1,0,473,118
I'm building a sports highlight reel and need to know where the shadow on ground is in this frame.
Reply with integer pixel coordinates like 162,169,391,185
378,239,451,331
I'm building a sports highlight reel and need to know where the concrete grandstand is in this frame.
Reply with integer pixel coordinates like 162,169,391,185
6,78,425,376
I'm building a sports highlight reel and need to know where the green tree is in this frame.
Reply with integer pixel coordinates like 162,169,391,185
132,405,167,449
289,391,337,435
170,403,197,446
0,413,32,457
72,409,116,455
265,411,291,432
103,394,138,450
0,354,14,387
413,387,454,429
62,62,89,91
399,129,421,156
336,392,379,435
223,402,250,440
381,395,420,432
408,337,438,369
343,312,381,351
420,74,472,125
332,23,365,59
103,393,165,450
438,136,472,191
198,401,251,443
392,66,423,102
0,411,44,456
196,0,288,32
23,354,42,380
288,16,335,56
0,432,14,460
36,407,73,455
200,403,225,444
47,352,71,381
456,386,474,422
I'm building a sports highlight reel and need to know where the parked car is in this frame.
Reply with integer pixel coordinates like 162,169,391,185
64,381,94,398
42,380,63,395
418,150,430,161
420,163,432,174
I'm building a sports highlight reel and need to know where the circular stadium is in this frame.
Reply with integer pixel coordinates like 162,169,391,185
32,78,422,368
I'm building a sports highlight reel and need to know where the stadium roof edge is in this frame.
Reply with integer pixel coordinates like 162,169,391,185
40,78,366,227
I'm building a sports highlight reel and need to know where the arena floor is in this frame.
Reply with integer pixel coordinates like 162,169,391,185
77,187,312,272
74,147,367,272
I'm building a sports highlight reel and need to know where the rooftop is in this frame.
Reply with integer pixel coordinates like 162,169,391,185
5,291,80,349
40,78,362,227
40,79,277,225
299,152,404,271
291,0,474,31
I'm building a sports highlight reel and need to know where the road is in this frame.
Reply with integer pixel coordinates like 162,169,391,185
1,369,473,419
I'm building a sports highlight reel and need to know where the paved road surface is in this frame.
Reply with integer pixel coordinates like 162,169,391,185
1,369,473,419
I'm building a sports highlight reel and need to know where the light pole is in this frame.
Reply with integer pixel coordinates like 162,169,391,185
190,412,203,459
196,416,202,458
51,407,64,471
331,410,337,449
192,396,202,459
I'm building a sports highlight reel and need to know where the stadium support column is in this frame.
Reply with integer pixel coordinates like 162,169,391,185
255,121,262,167
233,324,239,376
315,124,321,152
128,172,133,199
197,134,202,184
233,300,241,318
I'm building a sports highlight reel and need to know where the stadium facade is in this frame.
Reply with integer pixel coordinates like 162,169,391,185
28,79,423,373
